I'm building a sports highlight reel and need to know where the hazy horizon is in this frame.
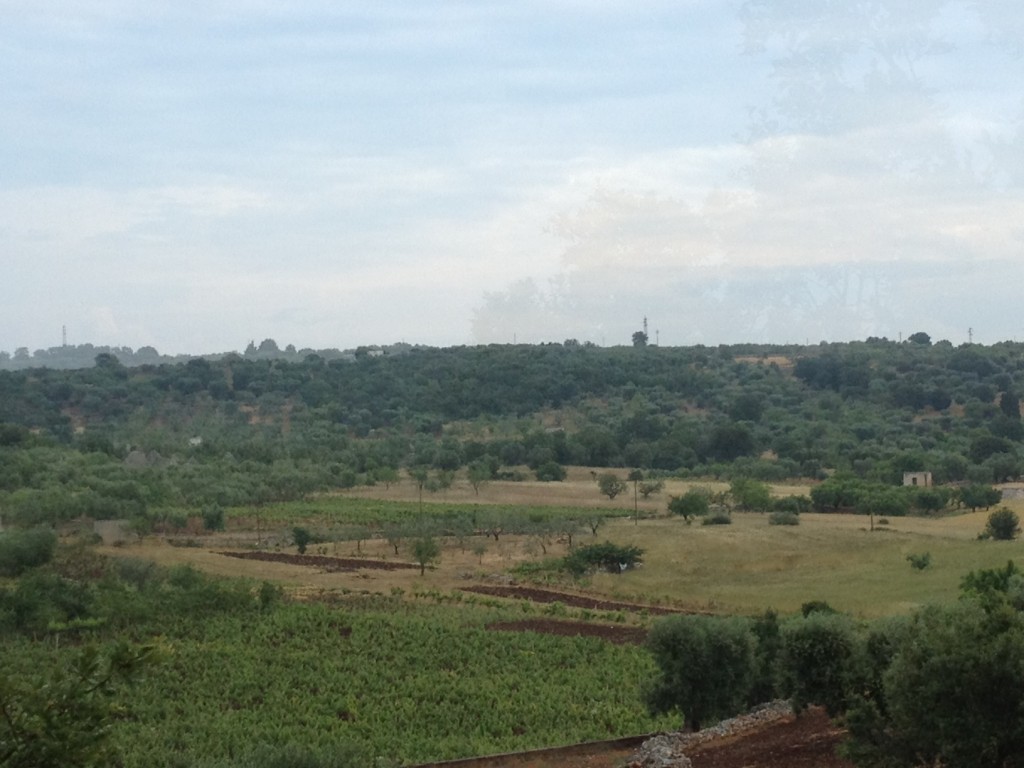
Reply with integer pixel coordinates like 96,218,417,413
4,1,1023,355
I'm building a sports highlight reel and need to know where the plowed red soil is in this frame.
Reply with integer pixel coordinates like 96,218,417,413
409,709,851,768
684,708,852,768
217,551,420,570
461,585,694,614
486,618,648,645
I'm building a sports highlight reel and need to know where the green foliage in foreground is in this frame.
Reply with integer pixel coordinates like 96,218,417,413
644,561,1024,768
0,643,158,768
844,600,1024,768
0,528,57,576
0,548,672,767
644,615,756,731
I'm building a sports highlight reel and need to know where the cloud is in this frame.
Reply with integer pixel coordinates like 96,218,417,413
2,0,1023,355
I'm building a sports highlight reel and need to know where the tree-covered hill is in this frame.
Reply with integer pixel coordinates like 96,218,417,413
2,337,1023,523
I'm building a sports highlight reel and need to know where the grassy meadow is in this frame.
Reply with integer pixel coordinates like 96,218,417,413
122,470,1024,620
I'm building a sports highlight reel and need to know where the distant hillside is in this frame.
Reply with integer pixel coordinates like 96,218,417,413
0,339,420,371
1,337,1022,525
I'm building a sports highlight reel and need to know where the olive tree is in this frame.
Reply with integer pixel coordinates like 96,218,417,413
645,615,757,732
667,489,710,522
411,537,440,576
596,472,627,500
844,602,1024,768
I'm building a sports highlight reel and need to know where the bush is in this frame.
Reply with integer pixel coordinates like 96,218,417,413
0,528,57,577
534,461,566,482
905,552,931,570
201,504,225,532
702,512,732,526
800,600,837,617
985,507,1020,541
563,542,643,576
292,527,313,554
773,495,811,514
768,511,800,526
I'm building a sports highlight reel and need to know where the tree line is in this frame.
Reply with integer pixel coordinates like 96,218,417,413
3,337,1024,528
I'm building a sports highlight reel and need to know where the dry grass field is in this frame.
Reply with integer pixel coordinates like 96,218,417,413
105,470,1024,620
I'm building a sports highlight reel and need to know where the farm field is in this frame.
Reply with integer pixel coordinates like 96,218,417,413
121,473,1024,620
14,472,1024,767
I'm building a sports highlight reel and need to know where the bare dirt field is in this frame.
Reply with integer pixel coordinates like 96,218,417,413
409,707,851,768
217,550,421,571
671,707,852,768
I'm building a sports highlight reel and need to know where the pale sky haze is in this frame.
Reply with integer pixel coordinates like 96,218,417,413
2,1,1022,354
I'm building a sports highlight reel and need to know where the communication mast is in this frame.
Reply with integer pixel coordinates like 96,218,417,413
62,325,67,347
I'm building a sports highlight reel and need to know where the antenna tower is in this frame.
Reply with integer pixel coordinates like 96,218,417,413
643,316,648,338
62,325,67,347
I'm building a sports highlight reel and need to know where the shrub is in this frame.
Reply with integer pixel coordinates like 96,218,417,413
534,461,566,482
563,542,643,576
701,511,732,526
801,600,837,617
906,552,931,570
768,511,800,526
985,507,1020,541
773,495,812,514
0,528,57,577
201,504,225,532
292,527,313,554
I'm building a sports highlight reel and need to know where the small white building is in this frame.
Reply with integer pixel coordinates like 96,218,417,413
903,471,933,488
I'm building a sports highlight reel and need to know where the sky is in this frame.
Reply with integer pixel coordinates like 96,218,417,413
2,0,1023,355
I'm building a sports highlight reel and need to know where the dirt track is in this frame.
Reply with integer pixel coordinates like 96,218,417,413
217,550,421,570
460,585,691,615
